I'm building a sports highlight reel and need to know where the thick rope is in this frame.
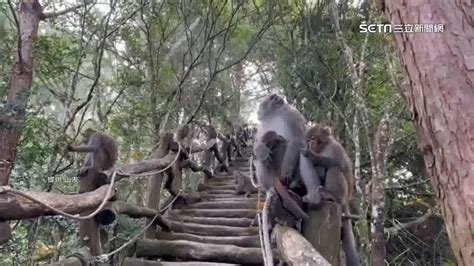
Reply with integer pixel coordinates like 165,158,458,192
248,156,260,188
257,212,268,266
262,192,274,266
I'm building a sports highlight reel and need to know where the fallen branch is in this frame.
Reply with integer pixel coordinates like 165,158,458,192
0,185,114,220
42,0,93,19
385,208,436,235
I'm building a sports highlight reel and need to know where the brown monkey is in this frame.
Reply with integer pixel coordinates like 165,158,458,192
254,130,308,220
176,124,190,142
302,125,353,203
301,124,361,266
67,128,118,180
204,125,228,173
233,170,253,197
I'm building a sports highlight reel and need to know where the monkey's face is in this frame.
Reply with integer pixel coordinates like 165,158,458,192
81,128,96,144
307,136,326,153
306,126,330,153
257,93,285,119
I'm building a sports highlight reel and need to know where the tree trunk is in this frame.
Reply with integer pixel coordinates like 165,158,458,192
0,0,42,185
0,0,43,246
383,2,474,265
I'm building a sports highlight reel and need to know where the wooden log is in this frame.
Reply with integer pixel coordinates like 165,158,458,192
43,247,93,266
95,201,170,231
200,195,259,201
206,180,235,186
168,221,258,236
114,153,177,180
169,154,183,196
124,258,239,266
180,159,213,178
185,200,257,210
168,209,256,219
0,185,115,220
197,183,234,191
274,224,331,266
156,231,260,247
302,201,342,265
145,133,173,239
79,172,104,255
166,215,254,227
42,257,82,266
178,139,217,154
201,189,238,195
135,239,266,265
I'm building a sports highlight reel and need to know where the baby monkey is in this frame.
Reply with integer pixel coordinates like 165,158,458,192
302,125,352,204
254,130,308,220
67,128,118,180
301,124,360,266
233,170,253,197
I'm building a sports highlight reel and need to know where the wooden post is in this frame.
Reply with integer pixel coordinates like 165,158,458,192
202,127,216,184
273,224,331,266
0,222,11,245
42,247,93,266
79,172,108,255
302,201,342,266
144,132,173,238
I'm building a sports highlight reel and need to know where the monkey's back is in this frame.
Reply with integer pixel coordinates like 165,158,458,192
321,136,354,199
94,132,118,170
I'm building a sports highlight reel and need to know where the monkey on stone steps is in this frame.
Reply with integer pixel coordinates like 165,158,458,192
67,128,118,189
301,124,361,266
233,170,253,197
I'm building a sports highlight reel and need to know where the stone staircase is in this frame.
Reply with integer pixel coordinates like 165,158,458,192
125,156,278,266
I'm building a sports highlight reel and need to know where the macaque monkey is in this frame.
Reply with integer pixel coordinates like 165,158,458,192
204,125,228,173
255,94,318,188
253,94,316,265
233,170,253,197
301,124,361,266
218,133,234,166
176,124,190,142
254,131,308,220
67,128,118,181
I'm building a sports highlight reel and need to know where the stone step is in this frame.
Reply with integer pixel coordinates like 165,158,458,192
166,215,255,227
135,239,278,265
168,209,257,219
168,221,258,237
155,231,260,248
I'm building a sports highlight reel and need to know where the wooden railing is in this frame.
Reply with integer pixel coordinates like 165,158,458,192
0,123,254,264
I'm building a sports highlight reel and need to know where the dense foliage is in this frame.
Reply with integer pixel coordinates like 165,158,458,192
0,0,454,265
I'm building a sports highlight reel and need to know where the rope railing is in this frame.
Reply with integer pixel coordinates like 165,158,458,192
0,123,255,260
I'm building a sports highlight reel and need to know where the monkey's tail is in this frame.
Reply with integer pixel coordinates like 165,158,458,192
274,179,309,220
257,212,268,266
261,192,274,266
341,205,361,266
248,156,260,188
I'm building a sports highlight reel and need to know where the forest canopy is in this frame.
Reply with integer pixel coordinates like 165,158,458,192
1,0,472,265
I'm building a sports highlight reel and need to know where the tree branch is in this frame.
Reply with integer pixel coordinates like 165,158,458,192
41,0,93,19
